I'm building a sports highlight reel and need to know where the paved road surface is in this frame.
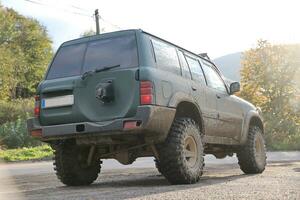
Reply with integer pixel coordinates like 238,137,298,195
0,152,299,200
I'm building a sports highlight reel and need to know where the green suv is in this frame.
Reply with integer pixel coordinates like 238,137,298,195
27,29,266,186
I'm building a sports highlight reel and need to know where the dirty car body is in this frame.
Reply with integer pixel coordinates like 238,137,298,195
27,29,266,185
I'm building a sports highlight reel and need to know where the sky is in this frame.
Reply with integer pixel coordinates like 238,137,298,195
2,0,300,58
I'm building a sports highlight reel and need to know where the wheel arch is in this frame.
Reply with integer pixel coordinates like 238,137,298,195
173,101,205,134
240,110,264,144
249,116,264,133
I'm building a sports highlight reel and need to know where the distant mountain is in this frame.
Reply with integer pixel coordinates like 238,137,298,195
213,52,242,81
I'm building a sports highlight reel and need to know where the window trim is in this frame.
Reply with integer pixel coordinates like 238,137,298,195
149,39,157,63
178,50,193,79
200,59,229,94
150,37,181,75
175,50,183,76
184,54,205,83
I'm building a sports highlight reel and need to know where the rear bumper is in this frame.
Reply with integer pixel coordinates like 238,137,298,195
27,106,175,142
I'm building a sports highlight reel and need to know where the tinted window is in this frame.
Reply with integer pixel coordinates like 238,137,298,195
177,51,191,79
46,34,138,80
47,43,86,79
201,60,227,93
152,39,180,74
185,56,205,83
83,34,138,72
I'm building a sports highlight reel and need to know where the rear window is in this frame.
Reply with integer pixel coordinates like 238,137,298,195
46,43,86,80
83,34,138,73
46,34,138,80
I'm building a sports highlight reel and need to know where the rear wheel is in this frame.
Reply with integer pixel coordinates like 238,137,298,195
156,118,204,184
237,126,266,174
53,141,101,186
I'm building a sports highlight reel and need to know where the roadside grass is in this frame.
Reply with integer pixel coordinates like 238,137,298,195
0,145,53,162
269,142,300,151
267,134,300,151
0,138,299,163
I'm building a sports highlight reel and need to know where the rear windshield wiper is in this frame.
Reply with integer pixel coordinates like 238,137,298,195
81,64,120,80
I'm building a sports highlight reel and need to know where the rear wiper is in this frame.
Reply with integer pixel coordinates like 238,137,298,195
81,64,120,80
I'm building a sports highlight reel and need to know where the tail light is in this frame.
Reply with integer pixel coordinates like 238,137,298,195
30,129,42,138
123,120,141,130
34,95,40,117
140,81,154,105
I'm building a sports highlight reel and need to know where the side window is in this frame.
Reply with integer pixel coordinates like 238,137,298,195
185,55,205,83
200,60,227,93
177,50,192,79
152,39,181,75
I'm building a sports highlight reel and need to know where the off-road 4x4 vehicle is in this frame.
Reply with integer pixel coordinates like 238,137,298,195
27,29,266,186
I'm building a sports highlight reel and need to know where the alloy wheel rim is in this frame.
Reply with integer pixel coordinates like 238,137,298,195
255,134,265,163
184,135,198,167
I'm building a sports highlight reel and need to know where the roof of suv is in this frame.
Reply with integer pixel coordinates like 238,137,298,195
61,29,216,69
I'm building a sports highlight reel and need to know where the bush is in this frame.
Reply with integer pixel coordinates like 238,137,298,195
0,145,53,162
267,133,300,151
0,118,42,149
0,99,34,125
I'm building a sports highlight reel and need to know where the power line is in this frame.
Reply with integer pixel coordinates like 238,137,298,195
23,0,124,31
70,4,91,14
100,17,123,30
23,0,93,18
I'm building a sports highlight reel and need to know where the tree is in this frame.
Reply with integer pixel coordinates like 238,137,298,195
80,27,105,37
0,5,53,100
240,40,300,148
80,29,96,37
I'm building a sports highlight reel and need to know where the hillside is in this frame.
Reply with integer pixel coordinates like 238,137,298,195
213,52,242,81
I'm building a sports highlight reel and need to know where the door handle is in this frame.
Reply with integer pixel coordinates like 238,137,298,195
191,86,197,91
216,94,221,99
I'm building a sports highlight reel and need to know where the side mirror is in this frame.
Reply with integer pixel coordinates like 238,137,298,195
229,82,240,95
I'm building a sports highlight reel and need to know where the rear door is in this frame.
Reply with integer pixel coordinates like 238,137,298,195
39,32,140,126
184,54,218,136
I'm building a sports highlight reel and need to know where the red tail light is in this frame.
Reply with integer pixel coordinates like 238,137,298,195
30,129,42,138
123,121,140,130
34,95,40,117
140,81,154,105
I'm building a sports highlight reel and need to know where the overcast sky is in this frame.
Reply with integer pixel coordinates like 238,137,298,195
2,0,300,58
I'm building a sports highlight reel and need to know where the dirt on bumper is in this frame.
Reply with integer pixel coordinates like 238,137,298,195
27,105,176,143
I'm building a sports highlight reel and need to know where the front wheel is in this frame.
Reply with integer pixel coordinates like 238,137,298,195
156,118,204,184
237,126,267,174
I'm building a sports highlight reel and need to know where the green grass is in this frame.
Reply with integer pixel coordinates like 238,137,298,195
0,145,53,162
267,134,300,151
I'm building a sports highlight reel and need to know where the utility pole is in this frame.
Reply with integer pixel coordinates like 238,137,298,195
95,9,100,34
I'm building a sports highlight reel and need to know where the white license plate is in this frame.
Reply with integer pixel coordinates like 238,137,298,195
41,95,74,109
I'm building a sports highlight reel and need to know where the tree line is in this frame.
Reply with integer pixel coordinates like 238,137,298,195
239,40,300,149
0,5,53,101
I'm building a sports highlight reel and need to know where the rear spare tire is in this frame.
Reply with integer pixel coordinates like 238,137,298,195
156,118,204,184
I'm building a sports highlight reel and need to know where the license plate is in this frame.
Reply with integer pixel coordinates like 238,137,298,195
41,95,74,109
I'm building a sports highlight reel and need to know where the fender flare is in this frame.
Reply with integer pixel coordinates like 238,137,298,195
168,91,205,134
240,110,264,144
168,91,194,108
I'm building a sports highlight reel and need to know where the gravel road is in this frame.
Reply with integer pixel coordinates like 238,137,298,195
0,152,300,200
